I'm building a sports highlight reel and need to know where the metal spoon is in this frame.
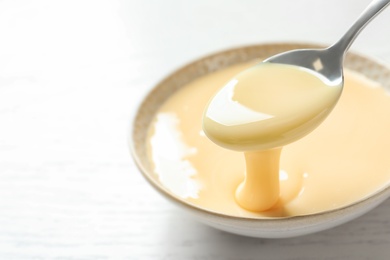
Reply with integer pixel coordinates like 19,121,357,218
264,0,390,87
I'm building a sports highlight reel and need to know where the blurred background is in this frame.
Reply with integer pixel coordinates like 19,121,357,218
1,0,390,259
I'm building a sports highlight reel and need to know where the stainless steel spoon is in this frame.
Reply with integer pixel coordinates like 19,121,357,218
264,0,390,87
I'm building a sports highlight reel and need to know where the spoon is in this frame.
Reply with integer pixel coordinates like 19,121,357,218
203,0,390,151
264,0,390,87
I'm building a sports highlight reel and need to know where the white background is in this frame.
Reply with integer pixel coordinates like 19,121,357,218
1,0,390,259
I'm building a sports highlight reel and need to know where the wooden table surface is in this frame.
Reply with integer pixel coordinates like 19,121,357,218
1,0,390,259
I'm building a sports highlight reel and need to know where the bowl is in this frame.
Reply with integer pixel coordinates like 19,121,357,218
129,43,390,238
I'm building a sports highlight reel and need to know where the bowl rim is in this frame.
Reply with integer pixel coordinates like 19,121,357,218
129,42,390,224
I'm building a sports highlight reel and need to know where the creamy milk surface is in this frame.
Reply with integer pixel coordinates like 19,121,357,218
146,61,390,218
203,63,342,151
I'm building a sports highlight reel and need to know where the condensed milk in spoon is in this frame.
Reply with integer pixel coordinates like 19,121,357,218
203,63,342,211
202,0,390,212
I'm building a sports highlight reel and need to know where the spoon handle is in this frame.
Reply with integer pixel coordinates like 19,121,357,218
332,0,390,55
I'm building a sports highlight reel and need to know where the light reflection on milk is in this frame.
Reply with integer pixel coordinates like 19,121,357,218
206,79,273,126
150,113,201,199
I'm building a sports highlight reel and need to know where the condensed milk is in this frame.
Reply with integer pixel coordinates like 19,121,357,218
203,63,342,151
146,60,390,218
203,63,342,211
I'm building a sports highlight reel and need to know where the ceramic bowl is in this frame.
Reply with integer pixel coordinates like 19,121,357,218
129,43,390,238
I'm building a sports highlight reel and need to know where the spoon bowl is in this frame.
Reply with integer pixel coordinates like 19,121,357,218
264,48,343,87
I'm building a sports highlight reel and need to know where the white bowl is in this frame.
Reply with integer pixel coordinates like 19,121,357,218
129,43,390,238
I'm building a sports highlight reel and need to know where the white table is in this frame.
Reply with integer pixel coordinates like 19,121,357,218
1,0,390,259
